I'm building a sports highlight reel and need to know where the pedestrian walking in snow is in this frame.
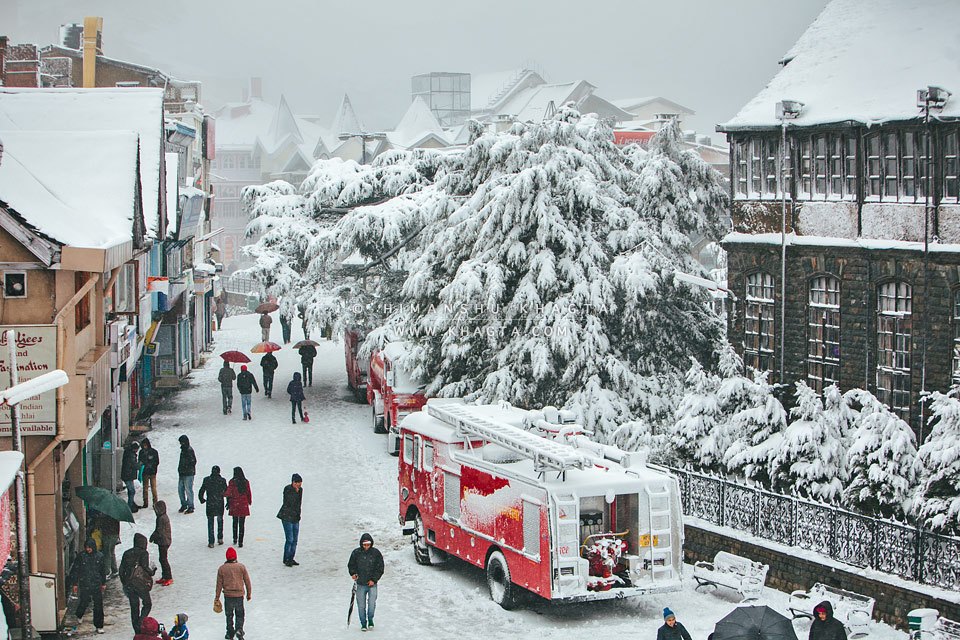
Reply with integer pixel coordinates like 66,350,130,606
68,537,106,634
177,435,197,514
657,608,693,640
279,312,292,344
277,473,303,566
199,465,228,548
215,547,252,640
219,361,236,415
348,532,384,631
225,466,252,547
297,343,317,387
260,351,278,398
298,305,310,341
287,372,306,424
121,441,141,511
259,312,272,342
133,616,170,640
149,500,173,586
95,512,120,578
170,613,189,640
119,532,155,633
138,438,160,509
236,365,259,420
809,601,847,640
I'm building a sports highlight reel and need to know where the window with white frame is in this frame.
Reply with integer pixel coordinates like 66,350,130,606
734,137,787,200
944,130,958,202
799,136,813,198
876,281,912,419
744,272,775,373
866,133,882,199
735,140,749,197
813,135,828,197
883,132,899,200
844,136,857,197
807,276,840,392
953,290,960,385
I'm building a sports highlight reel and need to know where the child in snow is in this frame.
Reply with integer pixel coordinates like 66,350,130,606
170,613,189,640
657,608,693,640
133,616,170,640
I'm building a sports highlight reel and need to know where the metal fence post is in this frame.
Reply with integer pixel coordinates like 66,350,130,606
719,478,726,528
916,528,925,585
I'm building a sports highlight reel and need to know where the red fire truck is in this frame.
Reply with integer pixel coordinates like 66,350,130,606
398,399,683,608
344,328,368,403
367,341,427,454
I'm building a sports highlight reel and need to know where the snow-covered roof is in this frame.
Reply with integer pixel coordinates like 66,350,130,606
0,130,139,249
470,69,545,111
331,94,364,137
612,96,696,115
165,152,179,237
214,98,277,148
387,98,448,149
0,87,165,238
721,0,960,130
723,231,960,253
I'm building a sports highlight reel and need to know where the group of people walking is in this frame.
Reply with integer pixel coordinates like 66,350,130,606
217,345,315,424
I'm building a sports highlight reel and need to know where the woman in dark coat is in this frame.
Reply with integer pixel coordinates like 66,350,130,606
809,601,847,640
287,372,306,424
120,441,141,510
198,466,228,548
224,466,252,547
149,501,173,585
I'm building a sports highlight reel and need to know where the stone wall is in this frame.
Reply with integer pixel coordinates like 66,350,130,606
685,523,960,629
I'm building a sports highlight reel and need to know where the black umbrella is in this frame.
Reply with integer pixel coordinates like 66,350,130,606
713,606,799,640
347,580,357,626
75,486,134,523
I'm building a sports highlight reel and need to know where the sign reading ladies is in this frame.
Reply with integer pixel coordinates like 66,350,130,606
0,326,58,435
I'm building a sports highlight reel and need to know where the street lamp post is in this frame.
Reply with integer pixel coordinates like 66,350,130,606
775,100,803,383
338,131,387,165
2,330,69,640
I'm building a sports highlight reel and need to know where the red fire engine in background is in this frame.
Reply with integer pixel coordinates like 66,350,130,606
398,399,683,608
366,341,427,454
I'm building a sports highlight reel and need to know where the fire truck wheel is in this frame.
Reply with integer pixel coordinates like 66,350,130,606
412,514,432,565
372,403,386,434
486,551,517,610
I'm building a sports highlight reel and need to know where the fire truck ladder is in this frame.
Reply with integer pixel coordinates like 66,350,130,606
643,484,676,582
427,402,590,473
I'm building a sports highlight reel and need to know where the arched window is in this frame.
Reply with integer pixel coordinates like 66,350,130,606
876,281,911,418
807,276,840,392
744,272,775,373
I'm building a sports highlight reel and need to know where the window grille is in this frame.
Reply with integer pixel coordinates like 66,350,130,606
444,473,460,520
762,138,778,196
807,276,841,392
876,282,912,419
750,141,762,196
799,137,813,198
813,135,828,197
883,132,899,200
844,137,857,197
522,501,540,555
866,133,882,199
944,131,958,201
745,272,775,373
735,140,748,197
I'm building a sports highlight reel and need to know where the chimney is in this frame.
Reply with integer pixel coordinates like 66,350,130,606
250,77,262,100
5,44,40,88
59,23,83,50
82,16,103,88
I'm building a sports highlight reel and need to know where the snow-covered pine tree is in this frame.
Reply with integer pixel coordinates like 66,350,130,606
914,389,960,534
842,389,918,519
723,370,787,484
769,381,845,501
823,383,858,446
705,346,753,473
672,359,721,470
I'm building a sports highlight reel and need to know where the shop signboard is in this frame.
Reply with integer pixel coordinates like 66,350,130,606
0,325,58,435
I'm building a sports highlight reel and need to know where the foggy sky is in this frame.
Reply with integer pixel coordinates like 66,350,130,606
4,0,829,140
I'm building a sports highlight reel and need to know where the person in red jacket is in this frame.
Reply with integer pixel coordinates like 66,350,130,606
133,616,170,640
224,467,252,547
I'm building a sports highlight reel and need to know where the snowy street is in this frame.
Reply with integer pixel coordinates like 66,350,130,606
85,313,906,640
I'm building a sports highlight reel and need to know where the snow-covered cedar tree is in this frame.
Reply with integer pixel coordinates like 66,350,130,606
672,359,722,470
722,370,787,485
823,383,858,446
769,381,845,501
396,109,727,438
701,345,753,473
842,388,918,519
914,389,960,533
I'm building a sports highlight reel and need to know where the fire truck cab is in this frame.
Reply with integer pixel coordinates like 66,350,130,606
367,341,427,454
398,399,683,608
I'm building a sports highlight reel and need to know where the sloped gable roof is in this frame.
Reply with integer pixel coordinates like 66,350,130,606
388,97,448,148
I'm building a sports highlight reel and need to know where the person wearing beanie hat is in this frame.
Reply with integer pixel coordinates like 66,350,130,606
199,466,228,548
170,612,189,640
658,607,692,640
277,474,303,566
216,547,252,640
121,440,141,511
235,364,259,421
177,435,197,514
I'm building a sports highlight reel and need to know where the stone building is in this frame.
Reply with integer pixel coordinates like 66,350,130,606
717,0,960,432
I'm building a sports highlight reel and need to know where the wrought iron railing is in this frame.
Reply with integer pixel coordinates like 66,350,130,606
669,466,960,591
224,274,261,296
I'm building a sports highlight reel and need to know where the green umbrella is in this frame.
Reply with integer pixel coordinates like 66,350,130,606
75,486,134,523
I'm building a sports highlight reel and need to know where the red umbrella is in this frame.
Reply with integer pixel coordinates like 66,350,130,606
255,302,280,314
251,341,282,353
219,350,251,363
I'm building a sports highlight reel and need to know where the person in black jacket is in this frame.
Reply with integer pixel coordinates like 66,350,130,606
119,532,155,633
218,361,236,415
277,474,303,566
298,344,317,387
121,441,141,511
138,438,160,509
657,608,693,640
279,313,292,344
287,372,305,424
236,365,260,421
199,465,228,548
177,435,197,514
809,601,847,640
260,352,278,398
68,537,106,633
348,532,384,631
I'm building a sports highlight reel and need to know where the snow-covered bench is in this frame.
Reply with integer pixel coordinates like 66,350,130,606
788,583,875,637
932,616,960,640
692,551,768,601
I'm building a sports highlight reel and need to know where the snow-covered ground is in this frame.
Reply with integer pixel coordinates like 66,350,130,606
83,313,909,640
